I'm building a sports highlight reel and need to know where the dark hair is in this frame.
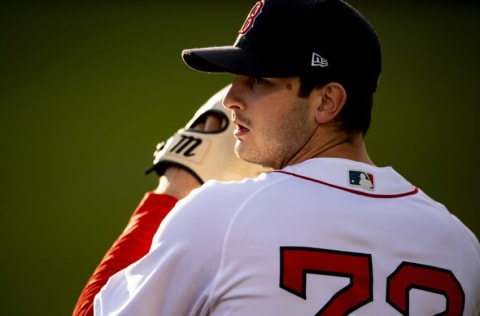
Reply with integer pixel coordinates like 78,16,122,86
298,73,373,136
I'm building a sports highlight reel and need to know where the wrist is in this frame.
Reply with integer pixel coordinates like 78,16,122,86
154,166,202,200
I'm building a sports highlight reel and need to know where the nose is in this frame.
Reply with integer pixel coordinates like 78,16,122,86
223,76,245,111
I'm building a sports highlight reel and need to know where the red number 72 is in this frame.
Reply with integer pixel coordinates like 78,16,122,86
280,247,464,315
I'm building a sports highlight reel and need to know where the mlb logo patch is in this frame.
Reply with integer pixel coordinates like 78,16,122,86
349,170,374,190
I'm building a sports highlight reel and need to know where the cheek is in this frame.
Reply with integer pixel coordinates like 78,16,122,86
255,108,295,146
251,95,312,146
281,101,315,142
256,111,283,137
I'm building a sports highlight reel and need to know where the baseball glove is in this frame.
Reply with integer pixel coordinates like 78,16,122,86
145,85,271,183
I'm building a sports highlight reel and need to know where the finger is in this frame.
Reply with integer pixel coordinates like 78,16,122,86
193,122,205,131
204,114,222,131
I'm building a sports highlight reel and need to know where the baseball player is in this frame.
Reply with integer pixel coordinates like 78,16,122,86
74,0,480,315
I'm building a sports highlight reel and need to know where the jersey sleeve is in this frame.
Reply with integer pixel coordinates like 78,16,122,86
93,181,236,315
72,192,178,316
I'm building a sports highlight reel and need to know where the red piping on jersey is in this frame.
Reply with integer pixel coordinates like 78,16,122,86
275,170,419,198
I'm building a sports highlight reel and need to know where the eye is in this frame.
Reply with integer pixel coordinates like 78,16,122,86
252,76,267,84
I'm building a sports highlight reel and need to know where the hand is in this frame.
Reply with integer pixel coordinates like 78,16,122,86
146,85,271,198
154,114,222,199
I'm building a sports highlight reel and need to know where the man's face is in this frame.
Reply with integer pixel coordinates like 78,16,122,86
223,76,318,169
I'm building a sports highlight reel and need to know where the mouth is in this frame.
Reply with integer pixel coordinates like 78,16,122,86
233,120,250,137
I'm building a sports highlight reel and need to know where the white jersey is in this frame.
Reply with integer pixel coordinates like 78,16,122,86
95,158,480,315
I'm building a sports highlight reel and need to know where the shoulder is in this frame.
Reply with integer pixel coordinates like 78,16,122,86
151,172,282,242
176,172,284,217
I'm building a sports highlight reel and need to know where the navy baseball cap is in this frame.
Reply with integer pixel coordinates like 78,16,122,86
182,0,381,93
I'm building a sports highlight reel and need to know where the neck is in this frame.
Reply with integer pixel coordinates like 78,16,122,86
285,128,374,168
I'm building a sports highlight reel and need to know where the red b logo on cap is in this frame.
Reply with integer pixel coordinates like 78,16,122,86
239,1,264,34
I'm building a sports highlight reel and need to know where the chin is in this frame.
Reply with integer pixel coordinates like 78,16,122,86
236,145,273,169
236,144,255,163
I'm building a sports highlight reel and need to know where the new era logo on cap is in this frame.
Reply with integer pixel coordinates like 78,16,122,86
311,52,328,68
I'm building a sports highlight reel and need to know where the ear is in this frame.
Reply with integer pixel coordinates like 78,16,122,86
313,83,347,124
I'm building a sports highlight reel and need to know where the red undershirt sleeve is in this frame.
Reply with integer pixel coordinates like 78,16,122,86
72,192,179,316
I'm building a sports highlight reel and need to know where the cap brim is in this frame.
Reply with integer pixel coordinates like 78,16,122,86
182,46,295,78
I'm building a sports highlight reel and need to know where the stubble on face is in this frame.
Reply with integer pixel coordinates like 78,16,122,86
234,97,315,170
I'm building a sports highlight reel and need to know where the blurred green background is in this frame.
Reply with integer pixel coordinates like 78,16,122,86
1,1,479,315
